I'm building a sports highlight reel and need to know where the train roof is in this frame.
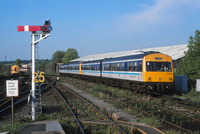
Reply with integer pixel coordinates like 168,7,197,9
70,44,188,63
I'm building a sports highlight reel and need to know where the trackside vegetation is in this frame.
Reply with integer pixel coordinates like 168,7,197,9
51,48,79,64
176,30,200,91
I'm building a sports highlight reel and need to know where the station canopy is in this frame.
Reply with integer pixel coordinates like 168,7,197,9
70,44,188,63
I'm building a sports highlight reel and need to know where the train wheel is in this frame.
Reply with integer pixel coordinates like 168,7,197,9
159,84,164,95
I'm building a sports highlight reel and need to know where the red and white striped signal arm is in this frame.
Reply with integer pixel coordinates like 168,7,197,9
18,25,52,32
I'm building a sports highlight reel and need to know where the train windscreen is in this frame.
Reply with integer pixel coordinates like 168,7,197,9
146,62,172,72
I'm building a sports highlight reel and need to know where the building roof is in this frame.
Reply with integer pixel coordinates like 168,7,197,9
70,44,188,63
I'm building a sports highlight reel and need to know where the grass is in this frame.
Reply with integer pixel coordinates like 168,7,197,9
60,77,200,133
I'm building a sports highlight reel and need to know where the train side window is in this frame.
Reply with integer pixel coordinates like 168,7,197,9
125,63,127,71
114,63,116,71
121,63,124,71
103,64,109,71
111,64,114,71
128,62,133,71
82,65,85,70
117,63,120,71
133,62,138,71
108,64,111,71
93,65,97,70
138,62,142,71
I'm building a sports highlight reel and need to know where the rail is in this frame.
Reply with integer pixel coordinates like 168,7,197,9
46,80,85,134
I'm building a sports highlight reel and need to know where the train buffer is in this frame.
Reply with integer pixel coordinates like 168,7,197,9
12,120,65,134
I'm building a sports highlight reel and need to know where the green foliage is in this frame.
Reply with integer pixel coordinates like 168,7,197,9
0,64,11,76
176,30,200,88
0,59,51,65
37,60,52,72
62,48,79,64
52,50,65,63
39,62,47,72
16,59,21,66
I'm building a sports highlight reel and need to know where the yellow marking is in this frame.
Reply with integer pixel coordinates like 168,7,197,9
79,63,82,74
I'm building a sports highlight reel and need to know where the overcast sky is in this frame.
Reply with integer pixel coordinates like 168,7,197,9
0,0,200,61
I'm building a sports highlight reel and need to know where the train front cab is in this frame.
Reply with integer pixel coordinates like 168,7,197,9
143,53,174,93
11,65,20,75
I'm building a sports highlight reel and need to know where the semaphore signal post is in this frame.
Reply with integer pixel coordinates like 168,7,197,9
18,20,52,120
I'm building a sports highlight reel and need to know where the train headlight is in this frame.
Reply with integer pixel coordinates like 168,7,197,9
148,77,151,80
169,77,172,80
159,77,162,80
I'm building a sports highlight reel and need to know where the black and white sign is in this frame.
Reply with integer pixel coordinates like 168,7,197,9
6,80,19,97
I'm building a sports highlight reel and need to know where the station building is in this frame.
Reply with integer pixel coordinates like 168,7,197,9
70,44,188,69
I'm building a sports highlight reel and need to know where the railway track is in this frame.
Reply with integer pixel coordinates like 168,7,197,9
59,76,200,133
162,95,200,117
94,89,198,133
46,77,128,134
0,75,31,98
0,77,50,115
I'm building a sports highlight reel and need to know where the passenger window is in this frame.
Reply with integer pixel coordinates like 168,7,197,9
125,63,127,71
121,63,124,71
128,62,132,71
139,62,142,71
103,64,109,71
111,64,114,71
117,63,120,71
133,62,138,71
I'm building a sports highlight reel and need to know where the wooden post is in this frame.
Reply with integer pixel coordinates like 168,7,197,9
11,97,14,127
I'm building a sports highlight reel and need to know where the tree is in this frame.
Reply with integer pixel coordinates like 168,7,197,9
52,50,65,63
62,48,79,64
16,59,21,66
176,30,200,88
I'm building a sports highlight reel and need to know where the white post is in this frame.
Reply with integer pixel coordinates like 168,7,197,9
30,33,50,121
31,33,36,120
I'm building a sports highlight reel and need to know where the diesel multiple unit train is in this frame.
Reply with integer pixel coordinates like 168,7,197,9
59,51,174,94
11,64,31,76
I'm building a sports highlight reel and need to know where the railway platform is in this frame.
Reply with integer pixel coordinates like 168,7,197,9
12,120,65,134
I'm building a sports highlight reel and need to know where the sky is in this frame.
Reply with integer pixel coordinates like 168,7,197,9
0,0,200,62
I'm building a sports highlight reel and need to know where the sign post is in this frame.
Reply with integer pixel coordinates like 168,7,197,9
6,80,19,127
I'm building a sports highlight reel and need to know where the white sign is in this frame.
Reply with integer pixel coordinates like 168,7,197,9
196,79,200,92
6,80,19,97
